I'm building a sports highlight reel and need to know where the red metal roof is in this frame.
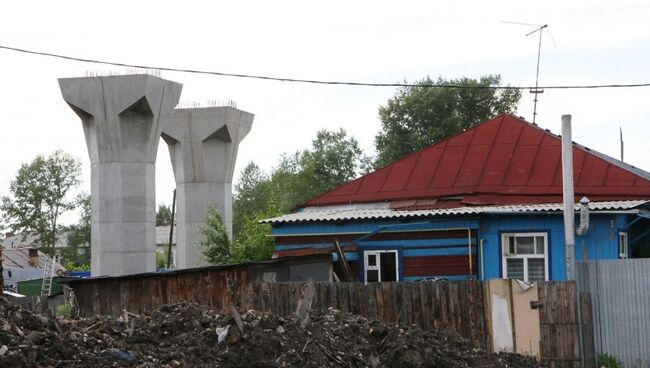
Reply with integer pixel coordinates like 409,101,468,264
306,114,650,206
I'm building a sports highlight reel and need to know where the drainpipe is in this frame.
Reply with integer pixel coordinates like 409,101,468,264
467,229,473,276
562,114,576,280
576,197,590,236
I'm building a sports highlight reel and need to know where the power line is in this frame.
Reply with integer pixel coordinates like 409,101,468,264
1,44,650,90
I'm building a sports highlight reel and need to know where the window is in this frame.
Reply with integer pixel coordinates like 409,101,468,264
619,232,628,259
502,233,548,282
363,250,398,283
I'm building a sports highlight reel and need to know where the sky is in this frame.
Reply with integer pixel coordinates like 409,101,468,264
1,0,649,225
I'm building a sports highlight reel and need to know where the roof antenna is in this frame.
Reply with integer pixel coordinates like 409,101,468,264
501,21,556,124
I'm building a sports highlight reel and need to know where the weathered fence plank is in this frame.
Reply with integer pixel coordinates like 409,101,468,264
538,281,581,368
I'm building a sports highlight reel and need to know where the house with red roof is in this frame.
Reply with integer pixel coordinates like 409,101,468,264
262,115,650,282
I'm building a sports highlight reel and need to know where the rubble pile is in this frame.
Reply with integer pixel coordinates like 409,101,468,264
0,297,544,367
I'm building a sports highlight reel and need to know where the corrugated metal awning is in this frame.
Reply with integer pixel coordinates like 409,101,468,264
261,200,650,224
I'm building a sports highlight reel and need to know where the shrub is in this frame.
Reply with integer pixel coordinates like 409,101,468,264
57,301,73,319
597,353,624,368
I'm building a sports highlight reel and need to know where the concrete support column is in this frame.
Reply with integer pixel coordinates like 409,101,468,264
59,75,182,276
162,107,253,268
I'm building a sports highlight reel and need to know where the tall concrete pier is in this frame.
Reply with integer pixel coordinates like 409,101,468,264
162,107,253,268
59,75,182,276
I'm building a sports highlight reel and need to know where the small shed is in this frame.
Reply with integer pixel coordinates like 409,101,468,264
61,254,332,316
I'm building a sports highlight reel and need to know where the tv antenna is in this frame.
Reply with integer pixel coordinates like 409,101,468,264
501,21,556,124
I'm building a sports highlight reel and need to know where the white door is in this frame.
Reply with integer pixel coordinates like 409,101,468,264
363,250,399,283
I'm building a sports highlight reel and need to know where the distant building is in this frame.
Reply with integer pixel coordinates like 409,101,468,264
263,115,650,282
1,230,89,254
2,247,66,290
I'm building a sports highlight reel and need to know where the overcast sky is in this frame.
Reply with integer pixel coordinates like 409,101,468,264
1,0,649,224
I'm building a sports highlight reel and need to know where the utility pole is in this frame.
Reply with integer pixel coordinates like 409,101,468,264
166,189,176,269
562,115,575,280
620,127,624,162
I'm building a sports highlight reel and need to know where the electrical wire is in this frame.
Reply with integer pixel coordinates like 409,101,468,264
2,44,650,90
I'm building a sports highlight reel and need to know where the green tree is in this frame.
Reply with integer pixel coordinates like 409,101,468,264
374,75,521,167
231,201,281,263
1,150,82,255
299,129,366,198
232,162,272,239
229,129,370,263
197,207,231,265
63,192,91,267
156,204,173,226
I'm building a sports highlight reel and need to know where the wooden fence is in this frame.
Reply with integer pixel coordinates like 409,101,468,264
243,281,488,347
537,282,589,368
67,272,587,367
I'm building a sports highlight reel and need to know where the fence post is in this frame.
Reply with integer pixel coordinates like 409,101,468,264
580,292,595,368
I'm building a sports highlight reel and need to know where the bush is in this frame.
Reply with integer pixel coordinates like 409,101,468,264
597,353,623,368
57,301,73,319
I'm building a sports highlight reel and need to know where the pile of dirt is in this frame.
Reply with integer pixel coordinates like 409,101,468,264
0,297,544,367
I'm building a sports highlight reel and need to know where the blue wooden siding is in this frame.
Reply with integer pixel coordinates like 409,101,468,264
479,213,627,280
272,213,630,281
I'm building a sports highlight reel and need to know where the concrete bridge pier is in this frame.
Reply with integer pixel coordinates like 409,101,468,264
59,75,182,276
162,107,253,268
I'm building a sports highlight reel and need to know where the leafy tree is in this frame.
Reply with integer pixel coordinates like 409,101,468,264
197,206,231,265
374,75,521,167
263,128,369,213
299,129,366,199
156,204,173,226
1,150,82,255
231,205,281,263
63,192,91,267
229,128,370,263
232,162,272,239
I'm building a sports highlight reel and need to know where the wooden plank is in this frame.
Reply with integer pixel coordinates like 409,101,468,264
367,283,378,320
357,283,368,317
580,292,595,368
375,283,385,322
411,282,423,328
334,240,354,282
419,283,429,328
394,283,406,323
458,282,470,339
337,283,348,312
380,282,390,322
448,282,461,334
403,255,477,276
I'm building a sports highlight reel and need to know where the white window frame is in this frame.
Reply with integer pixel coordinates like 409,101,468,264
501,232,549,282
363,250,399,284
619,232,629,259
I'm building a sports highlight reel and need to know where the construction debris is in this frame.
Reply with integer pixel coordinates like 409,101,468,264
0,296,544,367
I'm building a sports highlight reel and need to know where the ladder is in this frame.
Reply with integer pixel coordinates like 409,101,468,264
41,255,57,297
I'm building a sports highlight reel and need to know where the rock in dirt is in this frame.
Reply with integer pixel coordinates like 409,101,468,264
0,296,545,368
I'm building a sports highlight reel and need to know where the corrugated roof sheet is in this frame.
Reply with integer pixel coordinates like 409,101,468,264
306,114,650,206
1,248,66,272
262,200,649,224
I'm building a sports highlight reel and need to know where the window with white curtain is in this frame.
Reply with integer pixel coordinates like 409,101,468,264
502,232,548,282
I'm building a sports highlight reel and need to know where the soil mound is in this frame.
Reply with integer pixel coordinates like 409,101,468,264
0,297,543,367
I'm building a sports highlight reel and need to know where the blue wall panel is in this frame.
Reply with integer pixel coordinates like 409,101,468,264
480,213,622,281
274,212,626,282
